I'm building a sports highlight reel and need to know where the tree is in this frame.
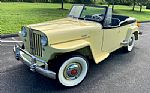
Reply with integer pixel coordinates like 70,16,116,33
132,0,136,11
137,0,149,12
61,0,64,9
146,2,150,9
105,0,115,11
112,0,115,11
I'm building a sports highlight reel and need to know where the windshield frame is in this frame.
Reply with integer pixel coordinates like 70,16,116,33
68,4,84,18
68,4,108,20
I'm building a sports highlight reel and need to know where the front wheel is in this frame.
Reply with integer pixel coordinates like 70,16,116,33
123,34,135,52
57,55,88,87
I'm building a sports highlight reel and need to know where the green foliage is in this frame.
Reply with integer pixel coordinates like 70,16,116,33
50,0,61,3
146,2,150,9
1,3,150,34
105,0,133,5
137,0,149,6
133,0,150,12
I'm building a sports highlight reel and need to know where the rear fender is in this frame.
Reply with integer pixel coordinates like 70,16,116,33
125,25,139,41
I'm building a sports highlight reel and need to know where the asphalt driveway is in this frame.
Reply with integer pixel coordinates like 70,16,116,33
0,23,150,93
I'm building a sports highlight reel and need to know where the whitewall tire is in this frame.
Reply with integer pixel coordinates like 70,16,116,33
123,34,135,52
58,56,88,87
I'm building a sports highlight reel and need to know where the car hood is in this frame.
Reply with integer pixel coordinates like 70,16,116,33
28,17,101,45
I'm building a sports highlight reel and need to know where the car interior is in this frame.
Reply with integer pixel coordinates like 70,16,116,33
77,6,136,28
112,15,128,26
82,14,136,29
111,15,136,27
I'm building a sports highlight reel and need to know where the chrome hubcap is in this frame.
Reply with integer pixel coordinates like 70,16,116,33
63,62,82,80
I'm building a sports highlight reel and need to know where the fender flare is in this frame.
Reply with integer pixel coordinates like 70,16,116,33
125,26,139,41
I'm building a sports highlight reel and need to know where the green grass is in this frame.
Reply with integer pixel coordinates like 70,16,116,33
0,3,71,34
0,3,150,34
113,5,150,21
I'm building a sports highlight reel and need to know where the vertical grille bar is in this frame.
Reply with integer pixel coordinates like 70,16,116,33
36,34,38,55
37,34,39,56
38,34,41,56
35,34,37,55
29,29,33,54
33,33,35,55
40,35,42,57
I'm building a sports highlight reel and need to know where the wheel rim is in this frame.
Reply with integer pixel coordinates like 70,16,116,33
128,35,135,51
129,37,134,46
64,62,82,80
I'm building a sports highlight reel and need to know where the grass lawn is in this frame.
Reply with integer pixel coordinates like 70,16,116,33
0,2,150,34
0,3,71,34
113,5,150,22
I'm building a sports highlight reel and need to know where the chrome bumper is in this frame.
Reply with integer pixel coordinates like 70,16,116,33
13,44,56,79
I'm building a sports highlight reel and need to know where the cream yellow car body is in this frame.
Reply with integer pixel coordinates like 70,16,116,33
19,17,138,66
13,5,140,86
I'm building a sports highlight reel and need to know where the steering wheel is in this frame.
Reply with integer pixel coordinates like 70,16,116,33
92,14,104,22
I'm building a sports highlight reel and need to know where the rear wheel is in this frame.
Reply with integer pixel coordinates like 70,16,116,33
54,55,89,87
123,34,135,52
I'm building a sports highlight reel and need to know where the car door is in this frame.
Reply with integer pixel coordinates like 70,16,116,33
102,27,121,52
101,7,128,52
102,25,129,52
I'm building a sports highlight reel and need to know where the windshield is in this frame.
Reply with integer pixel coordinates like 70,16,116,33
68,5,84,18
68,5,106,21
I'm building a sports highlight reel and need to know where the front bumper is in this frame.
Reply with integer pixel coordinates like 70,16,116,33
13,44,56,79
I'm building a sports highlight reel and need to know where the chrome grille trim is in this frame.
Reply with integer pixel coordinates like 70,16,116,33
29,29,42,57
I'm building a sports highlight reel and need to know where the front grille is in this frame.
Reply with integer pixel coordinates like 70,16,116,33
29,30,42,57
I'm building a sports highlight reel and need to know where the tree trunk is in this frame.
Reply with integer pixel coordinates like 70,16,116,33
61,0,64,9
132,0,136,11
108,3,110,7
112,4,114,12
140,5,142,12
112,1,115,12
94,0,96,4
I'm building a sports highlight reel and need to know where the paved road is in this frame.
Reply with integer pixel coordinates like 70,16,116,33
0,23,150,93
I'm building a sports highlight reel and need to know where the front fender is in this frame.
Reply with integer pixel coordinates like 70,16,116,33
50,39,90,53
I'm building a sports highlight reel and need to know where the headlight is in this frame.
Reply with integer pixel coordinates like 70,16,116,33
41,35,48,46
21,26,27,37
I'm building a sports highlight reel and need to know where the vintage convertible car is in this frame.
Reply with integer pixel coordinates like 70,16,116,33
13,4,140,87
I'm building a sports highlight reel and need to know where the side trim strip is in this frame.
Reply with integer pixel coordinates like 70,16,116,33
50,36,90,45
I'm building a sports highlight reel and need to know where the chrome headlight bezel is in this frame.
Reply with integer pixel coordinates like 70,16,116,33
21,26,27,37
41,35,48,46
